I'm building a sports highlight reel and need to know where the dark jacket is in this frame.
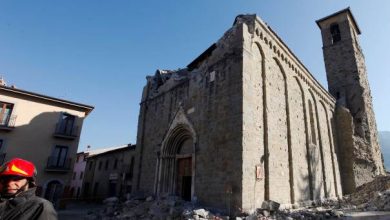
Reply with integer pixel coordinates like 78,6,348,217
0,187,57,220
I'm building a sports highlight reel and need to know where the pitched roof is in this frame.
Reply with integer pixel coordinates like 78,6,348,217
0,85,94,115
83,144,135,157
316,7,361,34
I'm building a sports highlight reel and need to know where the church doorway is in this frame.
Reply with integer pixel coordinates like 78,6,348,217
158,124,195,201
176,157,192,201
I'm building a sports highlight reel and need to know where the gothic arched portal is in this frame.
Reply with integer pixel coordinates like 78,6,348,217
156,108,197,201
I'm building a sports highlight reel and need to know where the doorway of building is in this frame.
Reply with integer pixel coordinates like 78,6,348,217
109,180,117,197
44,180,63,206
176,157,192,201
83,182,90,198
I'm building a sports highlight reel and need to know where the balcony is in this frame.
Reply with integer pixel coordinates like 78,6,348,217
0,115,16,131
53,123,79,140
45,156,72,172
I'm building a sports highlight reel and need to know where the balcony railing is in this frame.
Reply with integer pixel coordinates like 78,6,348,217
45,156,72,171
53,123,79,139
0,115,16,131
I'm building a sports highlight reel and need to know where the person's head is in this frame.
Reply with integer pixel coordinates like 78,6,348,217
0,158,37,198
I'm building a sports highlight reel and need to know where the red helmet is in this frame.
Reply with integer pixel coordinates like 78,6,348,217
0,158,37,178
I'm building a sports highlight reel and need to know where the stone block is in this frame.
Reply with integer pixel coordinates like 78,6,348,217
261,200,280,211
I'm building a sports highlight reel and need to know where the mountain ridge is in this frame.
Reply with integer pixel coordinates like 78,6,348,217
379,131,390,171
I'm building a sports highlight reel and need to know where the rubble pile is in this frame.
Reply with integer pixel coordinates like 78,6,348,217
85,196,232,220
84,196,346,220
345,175,390,211
84,175,390,219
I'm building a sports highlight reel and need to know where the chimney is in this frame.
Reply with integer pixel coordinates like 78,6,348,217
0,76,7,86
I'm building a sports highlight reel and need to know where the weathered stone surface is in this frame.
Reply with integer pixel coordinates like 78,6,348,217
193,209,208,218
146,196,154,202
133,8,383,214
86,177,390,219
103,197,119,204
318,9,385,193
261,200,280,211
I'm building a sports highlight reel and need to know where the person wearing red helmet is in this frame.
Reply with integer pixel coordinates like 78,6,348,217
0,158,57,220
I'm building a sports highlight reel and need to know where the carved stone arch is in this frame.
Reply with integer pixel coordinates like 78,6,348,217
292,76,313,201
160,106,197,153
161,126,196,156
308,89,328,198
156,106,197,201
252,41,269,202
273,57,287,80
319,100,339,197
265,57,295,203
274,56,292,189
254,41,266,60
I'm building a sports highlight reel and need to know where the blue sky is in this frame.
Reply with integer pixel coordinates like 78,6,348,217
1,1,389,151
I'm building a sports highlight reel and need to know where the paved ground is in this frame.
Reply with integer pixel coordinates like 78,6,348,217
343,211,390,220
57,201,103,220
57,201,390,220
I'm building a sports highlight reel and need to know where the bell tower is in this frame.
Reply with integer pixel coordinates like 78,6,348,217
317,8,384,192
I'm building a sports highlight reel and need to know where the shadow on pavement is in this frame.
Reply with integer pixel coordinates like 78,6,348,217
57,200,104,220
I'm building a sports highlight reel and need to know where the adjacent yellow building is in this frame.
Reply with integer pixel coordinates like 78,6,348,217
0,83,93,205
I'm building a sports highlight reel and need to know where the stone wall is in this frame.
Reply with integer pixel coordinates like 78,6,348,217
136,21,246,210
239,15,342,211
82,147,136,199
318,9,385,193
136,13,346,213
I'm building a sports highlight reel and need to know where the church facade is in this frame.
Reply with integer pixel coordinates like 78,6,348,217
134,8,384,212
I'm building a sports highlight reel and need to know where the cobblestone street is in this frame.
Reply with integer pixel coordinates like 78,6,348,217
57,201,103,220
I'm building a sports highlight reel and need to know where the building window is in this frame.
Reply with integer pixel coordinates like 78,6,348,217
80,171,84,180
76,187,80,197
56,113,76,136
129,156,135,180
0,102,14,126
98,161,102,170
73,172,76,180
89,161,93,171
105,160,109,170
93,182,99,196
113,159,118,169
336,91,340,99
330,23,341,44
48,145,68,167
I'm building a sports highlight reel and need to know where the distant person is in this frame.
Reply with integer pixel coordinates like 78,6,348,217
0,158,57,220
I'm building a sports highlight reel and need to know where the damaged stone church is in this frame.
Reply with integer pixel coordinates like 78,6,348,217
134,8,385,213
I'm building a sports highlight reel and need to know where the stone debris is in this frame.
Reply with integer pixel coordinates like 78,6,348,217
85,196,345,220
103,197,119,204
344,175,390,212
346,175,390,205
261,200,280,211
84,175,390,219
85,195,230,220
